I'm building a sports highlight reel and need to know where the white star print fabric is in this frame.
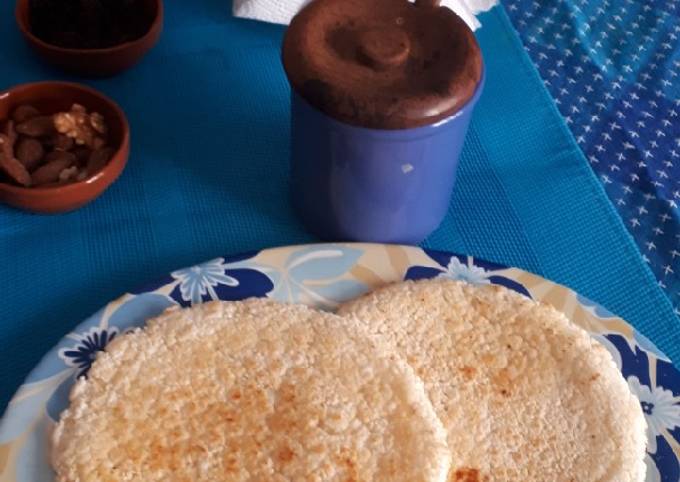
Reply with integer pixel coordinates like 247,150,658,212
506,0,680,314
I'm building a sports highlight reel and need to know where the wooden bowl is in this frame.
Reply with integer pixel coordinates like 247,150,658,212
0,82,130,213
15,0,163,77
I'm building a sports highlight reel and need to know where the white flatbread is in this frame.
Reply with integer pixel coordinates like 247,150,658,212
339,279,647,482
52,299,450,482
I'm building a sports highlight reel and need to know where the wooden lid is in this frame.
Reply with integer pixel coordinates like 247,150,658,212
282,0,483,129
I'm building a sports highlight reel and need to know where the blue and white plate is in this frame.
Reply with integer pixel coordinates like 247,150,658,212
1,243,679,481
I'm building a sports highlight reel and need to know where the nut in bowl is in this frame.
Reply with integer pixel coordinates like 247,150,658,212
15,0,163,77
0,81,129,213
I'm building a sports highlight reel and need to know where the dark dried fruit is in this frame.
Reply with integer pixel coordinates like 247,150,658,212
45,134,75,152
15,137,44,171
3,120,17,144
11,105,40,123
44,150,77,165
72,147,91,165
86,146,114,175
31,157,75,186
16,116,56,137
0,134,31,186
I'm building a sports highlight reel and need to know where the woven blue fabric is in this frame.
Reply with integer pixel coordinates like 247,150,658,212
506,0,680,314
0,1,677,413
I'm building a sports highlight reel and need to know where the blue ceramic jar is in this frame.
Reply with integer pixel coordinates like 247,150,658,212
283,0,484,243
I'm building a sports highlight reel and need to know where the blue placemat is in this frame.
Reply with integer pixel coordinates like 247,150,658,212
506,0,680,314
0,1,678,414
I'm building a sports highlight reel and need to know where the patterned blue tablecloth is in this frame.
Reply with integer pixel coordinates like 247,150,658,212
506,0,680,313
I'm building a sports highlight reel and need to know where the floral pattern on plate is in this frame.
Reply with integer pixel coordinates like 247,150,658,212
405,250,532,298
0,243,678,481
58,326,119,379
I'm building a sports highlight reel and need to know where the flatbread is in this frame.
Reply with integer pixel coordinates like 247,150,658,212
338,279,647,482
52,299,450,482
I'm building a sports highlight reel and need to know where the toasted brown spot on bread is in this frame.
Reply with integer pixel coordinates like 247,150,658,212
453,467,481,482
460,365,476,380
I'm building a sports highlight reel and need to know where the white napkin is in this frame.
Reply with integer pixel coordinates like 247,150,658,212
233,0,497,31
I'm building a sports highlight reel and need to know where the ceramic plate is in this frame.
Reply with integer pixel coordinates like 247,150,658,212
1,243,678,481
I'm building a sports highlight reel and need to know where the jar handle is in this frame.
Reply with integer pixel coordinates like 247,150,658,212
414,0,441,7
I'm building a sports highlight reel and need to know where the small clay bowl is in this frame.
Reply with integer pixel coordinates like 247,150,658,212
15,0,163,77
0,81,130,214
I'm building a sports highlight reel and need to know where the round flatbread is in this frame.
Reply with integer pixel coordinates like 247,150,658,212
338,279,647,482
52,299,450,482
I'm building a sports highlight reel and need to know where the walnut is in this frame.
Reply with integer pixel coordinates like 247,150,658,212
89,111,107,135
53,104,108,149
58,165,79,182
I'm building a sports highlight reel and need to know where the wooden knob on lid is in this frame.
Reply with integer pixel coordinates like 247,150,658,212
358,27,410,70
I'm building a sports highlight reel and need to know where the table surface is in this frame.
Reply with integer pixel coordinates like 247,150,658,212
1,1,678,415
